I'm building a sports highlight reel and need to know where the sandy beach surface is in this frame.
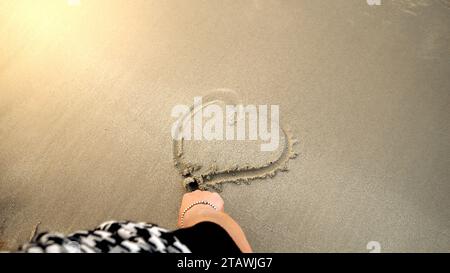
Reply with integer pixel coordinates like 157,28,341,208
1,0,449,252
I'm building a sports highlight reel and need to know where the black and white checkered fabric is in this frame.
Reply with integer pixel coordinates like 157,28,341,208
19,220,191,253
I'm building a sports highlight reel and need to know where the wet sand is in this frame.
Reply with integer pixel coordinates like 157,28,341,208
1,0,449,252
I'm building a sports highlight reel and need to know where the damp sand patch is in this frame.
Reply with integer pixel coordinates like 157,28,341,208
172,89,299,192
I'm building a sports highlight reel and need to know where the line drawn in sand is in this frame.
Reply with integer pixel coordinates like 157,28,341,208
172,89,299,192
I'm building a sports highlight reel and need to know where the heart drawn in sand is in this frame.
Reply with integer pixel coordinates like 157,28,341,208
172,89,298,192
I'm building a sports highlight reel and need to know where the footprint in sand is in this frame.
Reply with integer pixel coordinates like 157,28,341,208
172,89,299,192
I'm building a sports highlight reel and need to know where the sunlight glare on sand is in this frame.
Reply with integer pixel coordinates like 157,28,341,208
67,0,81,6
